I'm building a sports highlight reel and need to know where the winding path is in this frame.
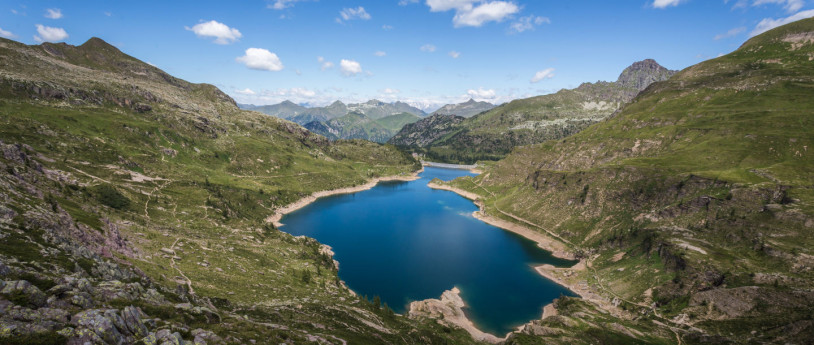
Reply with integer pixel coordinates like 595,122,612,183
169,237,195,295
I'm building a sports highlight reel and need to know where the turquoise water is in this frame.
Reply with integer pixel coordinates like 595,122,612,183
279,167,576,336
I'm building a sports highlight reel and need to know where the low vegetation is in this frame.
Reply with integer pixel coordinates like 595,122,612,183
439,18,814,343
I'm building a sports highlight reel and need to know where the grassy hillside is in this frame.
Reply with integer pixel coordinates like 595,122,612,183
442,18,814,344
0,37,479,344
306,112,420,143
374,112,422,132
392,60,675,164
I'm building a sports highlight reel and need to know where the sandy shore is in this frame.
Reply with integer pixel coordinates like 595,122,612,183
426,182,574,260
422,161,482,174
266,168,422,227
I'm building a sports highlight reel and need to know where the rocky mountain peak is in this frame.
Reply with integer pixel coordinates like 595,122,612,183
616,59,676,90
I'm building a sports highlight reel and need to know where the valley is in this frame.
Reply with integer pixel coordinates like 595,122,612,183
1,3,813,345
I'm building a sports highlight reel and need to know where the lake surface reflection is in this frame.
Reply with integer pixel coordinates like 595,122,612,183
280,167,576,336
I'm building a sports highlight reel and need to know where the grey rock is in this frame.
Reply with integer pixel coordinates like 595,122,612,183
1,280,47,308
70,293,94,309
71,309,127,345
47,284,71,296
121,306,149,338
155,329,184,345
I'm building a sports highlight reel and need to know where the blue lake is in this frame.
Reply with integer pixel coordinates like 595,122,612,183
280,167,576,336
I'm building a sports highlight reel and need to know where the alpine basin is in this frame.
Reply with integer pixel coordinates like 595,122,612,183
279,167,576,336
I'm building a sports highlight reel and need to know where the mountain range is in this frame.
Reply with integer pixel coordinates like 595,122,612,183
240,99,427,124
243,98,495,143
431,98,495,118
390,59,677,163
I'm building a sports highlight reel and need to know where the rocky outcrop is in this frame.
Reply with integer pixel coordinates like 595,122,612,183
409,288,502,344
615,59,676,91
388,114,466,147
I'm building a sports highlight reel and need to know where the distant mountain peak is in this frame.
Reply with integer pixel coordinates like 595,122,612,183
616,59,676,91
79,37,118,50
430,99,495,118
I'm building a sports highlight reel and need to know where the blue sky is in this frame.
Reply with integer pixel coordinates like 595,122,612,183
1,0,813,110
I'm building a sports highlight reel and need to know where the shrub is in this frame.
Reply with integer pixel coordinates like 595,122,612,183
94,184,131,210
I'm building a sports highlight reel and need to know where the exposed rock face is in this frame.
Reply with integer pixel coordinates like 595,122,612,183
0,148,224,343
615,58,676,91
388,114,466,147
304,121,339,140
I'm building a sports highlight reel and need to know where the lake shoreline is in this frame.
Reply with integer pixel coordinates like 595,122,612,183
408,287,504,344
421,161,482,174
266,167,423,227
423,181,614,342
426,182,575,260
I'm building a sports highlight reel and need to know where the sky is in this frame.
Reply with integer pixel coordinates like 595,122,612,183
1,0,813,111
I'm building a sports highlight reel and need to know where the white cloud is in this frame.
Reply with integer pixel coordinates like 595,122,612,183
236,48,284,71
453,1,519,27
275,87,316,98
381,88,400,94
399,0,421,4
374,51,387,57
104,11,112,17
268,0,311,9
466,87,497,100
420,44,437,52
317,56,335,70
0,27,16,39
448,50,461,58
426,1,519,27
426,0,479,12
338,7,371,22
510,15,550,33
714,26,746,40
652,0,684,8
382,24,394,30
235,88,256,95
340,59,363,76
186,20,242,44
751,9,814,36
753,0,805,12
44,8,62,19
33,24,68,43
232,87,344,106
530,68,555,83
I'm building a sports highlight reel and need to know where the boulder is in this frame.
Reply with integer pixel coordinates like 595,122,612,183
71,309,126,344
1,280,47,308
121,306,149,338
